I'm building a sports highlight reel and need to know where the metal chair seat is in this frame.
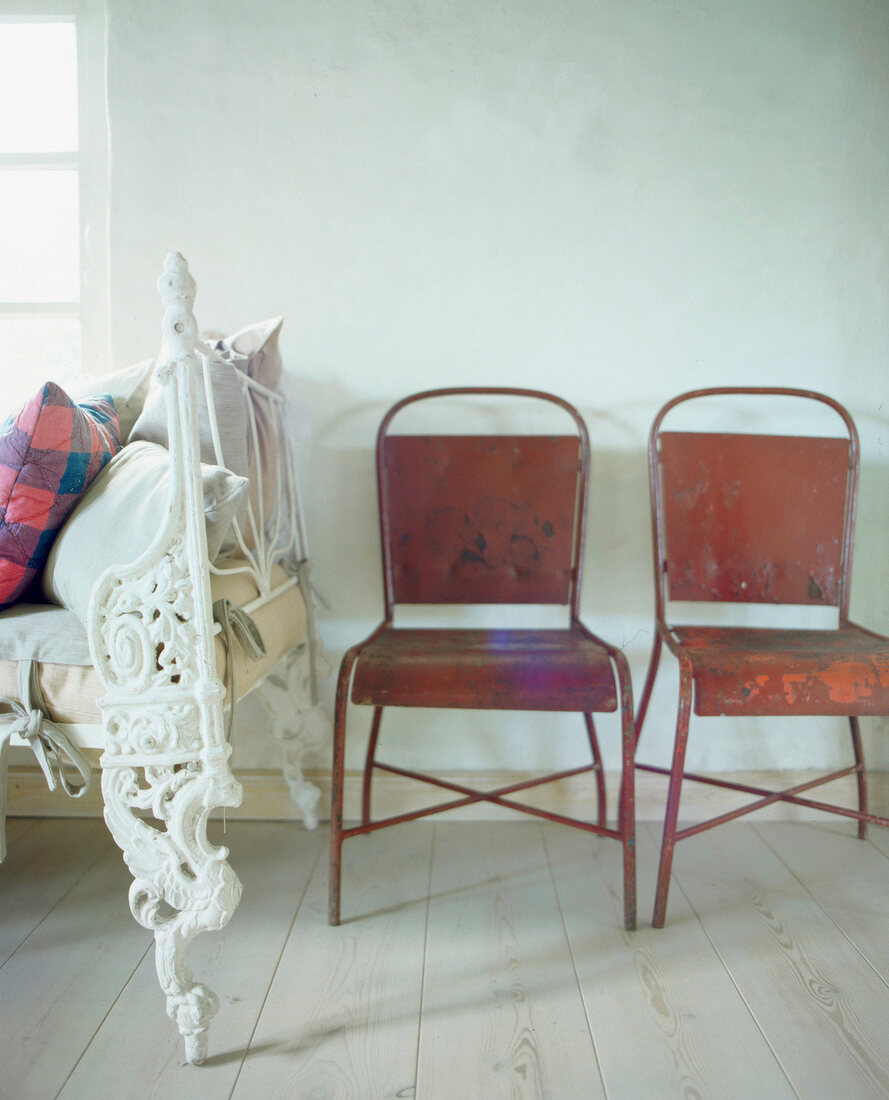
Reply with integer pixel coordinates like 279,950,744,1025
672,624,889,716
350,625,619,711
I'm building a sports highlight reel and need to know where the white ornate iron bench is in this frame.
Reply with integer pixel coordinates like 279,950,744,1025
0,253,326,1063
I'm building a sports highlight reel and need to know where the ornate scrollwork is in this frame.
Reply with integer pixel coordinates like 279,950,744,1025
93,536,197,697
102,760,242,1064
89,253,244,1063
103,703,201,760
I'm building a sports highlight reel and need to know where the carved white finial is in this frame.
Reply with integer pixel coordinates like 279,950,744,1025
158,252,198,374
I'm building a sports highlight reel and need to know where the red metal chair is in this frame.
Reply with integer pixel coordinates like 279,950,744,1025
329,387,636,930
635,386,889,927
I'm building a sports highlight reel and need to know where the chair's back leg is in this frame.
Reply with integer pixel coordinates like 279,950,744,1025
583,713,607,829
849,716,868,840
362,706,385,826
634,632,663,749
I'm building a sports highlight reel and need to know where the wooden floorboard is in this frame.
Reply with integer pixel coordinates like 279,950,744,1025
757,820,889,985
2,814,38,851
60,821,322,1100
0,838,151,1100
5,818,889,1097
548,824,794,1099
662,821,889,1099
0,817,112,966
233,822,433,1099
417,821,604,1099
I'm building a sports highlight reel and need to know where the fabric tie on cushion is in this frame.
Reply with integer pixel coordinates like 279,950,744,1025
0,660,91,797
212,598,266,740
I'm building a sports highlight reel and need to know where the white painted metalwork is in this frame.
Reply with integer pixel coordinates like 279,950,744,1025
196,313,327,820
83,253,325,1063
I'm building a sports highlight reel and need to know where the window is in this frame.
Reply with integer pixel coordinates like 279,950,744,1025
0,5,108,413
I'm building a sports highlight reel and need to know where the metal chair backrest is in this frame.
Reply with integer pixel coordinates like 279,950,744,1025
377,388,589,616
649,387,859,620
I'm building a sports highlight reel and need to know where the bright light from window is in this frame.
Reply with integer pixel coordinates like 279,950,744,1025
0,20,82,419
0,170,79,300
0,22,78,153
0,318,80,414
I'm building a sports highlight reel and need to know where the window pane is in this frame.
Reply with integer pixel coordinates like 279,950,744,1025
0,170,79,301
0,317,80,419
0,23,78,153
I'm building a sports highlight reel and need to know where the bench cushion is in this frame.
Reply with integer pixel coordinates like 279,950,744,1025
0,564,306,724
42,441,248,623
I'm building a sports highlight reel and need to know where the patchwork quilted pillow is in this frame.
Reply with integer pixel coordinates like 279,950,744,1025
0,382,120,610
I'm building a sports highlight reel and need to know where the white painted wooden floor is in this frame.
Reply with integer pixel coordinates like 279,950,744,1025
4,814,889,1099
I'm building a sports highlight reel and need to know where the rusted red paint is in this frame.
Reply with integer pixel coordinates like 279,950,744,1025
660,431,849,606
671,625,889,716
329,387,636,933
351,625,619,711
634,386,888,930
383,434,580,605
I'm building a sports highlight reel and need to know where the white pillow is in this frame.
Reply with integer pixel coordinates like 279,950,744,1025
129,356,249,478
42,441,248,625
66,358,156,441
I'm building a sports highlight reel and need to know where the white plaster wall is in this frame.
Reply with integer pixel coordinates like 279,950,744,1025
105,0,889,775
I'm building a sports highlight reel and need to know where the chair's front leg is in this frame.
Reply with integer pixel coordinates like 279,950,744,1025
329,646,360,926
101,752,242,1064
610,648,636,932
653,657,694,929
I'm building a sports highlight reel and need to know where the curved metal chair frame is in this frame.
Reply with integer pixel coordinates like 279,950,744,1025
329,387,636,931
635,386,889,927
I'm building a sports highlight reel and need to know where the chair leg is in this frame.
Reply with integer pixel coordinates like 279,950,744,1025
849,716,868,840
653,659,693,929
610,649,637,932
634,631,663,749
583,713,607,829
619,711,636,933
362,706,385,827
329,649,358,926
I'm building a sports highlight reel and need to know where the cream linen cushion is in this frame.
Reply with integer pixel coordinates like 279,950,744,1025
203,318,285,541
67,358,156,441
129,355,249,479
0,565,306,723
42,441,248,625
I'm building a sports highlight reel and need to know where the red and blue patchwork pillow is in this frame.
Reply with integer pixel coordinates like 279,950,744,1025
0,382,121,610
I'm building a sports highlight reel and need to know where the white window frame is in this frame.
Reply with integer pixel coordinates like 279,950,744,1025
0,0,109,376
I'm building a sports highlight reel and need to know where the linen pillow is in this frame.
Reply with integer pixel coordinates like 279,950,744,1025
66,357,156,441
204,317,286,544
129,355,249,480
42,441,249,625
0,383,120,610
